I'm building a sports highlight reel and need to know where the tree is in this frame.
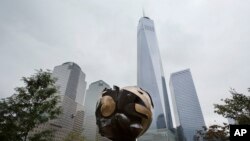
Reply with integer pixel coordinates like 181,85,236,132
0,70,62,141
63,131,85,141
214,88,250,125
28,129,54,141
195,124,229,141
195,88,249,141
194,126,206,141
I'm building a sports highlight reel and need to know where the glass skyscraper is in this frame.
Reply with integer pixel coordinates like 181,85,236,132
53,62,87,105
137,16,173,130
169,69,205,141
83,80,111,141
29,62,87,141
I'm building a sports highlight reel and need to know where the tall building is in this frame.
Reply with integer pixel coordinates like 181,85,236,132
169,69,205,141
53,62,87,105
137,16,173,130
228,118,237,125
29,62,87,141
83,80,111,141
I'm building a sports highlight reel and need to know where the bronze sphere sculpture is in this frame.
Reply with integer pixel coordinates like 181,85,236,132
95,86,154,141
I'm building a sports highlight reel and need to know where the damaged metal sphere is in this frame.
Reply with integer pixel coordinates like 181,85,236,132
95,86,154,141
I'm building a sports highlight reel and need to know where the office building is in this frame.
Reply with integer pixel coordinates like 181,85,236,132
83,80,110,141
169,69,205,141
228,118,237,125
137,16,173,130
29,62,87,141
53,62,87,105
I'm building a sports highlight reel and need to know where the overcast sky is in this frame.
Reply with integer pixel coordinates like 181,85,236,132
1,0,250,126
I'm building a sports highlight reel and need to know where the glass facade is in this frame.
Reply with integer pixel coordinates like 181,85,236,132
53,62,87,105
169,69,206,141
28,62,87,141
83,80,111,141
137,17,173,130
138,128,176,141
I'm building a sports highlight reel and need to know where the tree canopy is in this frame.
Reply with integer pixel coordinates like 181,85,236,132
63,131,85,141
214,88,250,125
0,70,61,141
195,123,229,141
195,88,249,141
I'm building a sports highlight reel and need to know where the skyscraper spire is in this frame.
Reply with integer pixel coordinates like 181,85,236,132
142,8,145,17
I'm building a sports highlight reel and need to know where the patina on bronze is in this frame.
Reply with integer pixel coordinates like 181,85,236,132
95,86,154,141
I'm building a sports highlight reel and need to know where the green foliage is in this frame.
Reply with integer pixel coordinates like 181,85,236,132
195,88,250,141
63,131,85,141
28,129,54,141
194,126,206,141
0,70,62,141
214,88,250,125
204,123,229,141
195,123,229,141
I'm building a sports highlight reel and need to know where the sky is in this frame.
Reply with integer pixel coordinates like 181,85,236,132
0,0,250,127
